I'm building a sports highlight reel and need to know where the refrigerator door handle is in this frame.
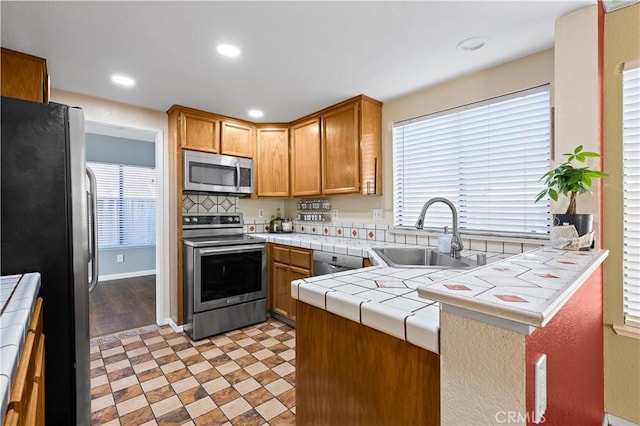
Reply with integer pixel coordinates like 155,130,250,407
86,167,99,292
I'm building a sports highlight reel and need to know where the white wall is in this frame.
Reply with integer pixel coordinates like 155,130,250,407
306,49,555,226
51,88,171,324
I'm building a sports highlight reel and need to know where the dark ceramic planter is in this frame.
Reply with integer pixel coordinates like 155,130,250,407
553,213,593,237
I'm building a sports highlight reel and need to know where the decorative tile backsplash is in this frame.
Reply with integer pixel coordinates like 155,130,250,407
182,194,238,214
242,219,547,255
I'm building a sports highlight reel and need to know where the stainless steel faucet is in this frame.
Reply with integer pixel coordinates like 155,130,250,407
415,197,464,259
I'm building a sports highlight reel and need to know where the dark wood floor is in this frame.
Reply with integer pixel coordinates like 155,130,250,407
89,274,156,337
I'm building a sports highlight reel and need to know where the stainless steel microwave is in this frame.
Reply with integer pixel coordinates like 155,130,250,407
183,150,253,195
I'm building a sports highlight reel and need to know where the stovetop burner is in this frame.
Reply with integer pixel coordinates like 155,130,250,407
183,234,264,247
182,213,264,247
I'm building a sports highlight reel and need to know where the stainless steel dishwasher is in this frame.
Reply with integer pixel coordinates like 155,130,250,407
312,250,364,276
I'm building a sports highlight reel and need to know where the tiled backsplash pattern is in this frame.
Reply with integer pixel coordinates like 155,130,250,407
244,220,546,255
182,194,238,214
179,194,546,255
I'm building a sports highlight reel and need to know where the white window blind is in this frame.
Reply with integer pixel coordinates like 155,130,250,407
393,86,551,236
623,65,640,328
87,162,157,249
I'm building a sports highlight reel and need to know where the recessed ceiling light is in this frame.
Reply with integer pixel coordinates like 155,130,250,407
456,36,488,52
216,44,241,58
111,74,135,87
248,109,264,119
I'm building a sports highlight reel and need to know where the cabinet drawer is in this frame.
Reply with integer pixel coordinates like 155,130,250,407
28,298,43,336
290,249,312,269
8,332,36,421
272,246,290,264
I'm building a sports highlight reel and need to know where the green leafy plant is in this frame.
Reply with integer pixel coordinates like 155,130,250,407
535,145,607,215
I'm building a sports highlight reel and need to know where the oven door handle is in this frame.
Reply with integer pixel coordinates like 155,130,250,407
198,244,265,255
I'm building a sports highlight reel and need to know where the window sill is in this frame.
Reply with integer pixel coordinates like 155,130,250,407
613,324,640,340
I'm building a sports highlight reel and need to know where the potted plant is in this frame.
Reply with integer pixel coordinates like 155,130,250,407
535,145,607,236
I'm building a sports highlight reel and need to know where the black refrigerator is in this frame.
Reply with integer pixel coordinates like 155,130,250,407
1,96,92,425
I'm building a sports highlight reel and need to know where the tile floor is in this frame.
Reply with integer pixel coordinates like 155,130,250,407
90,318,296,425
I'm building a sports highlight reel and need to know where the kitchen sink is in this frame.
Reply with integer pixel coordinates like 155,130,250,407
371,247,474,269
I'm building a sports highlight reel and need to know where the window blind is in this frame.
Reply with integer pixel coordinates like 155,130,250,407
87,162,157,249
393,86,551,236
623,65,640,328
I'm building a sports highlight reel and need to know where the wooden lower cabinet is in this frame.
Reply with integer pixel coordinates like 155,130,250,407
4,297,45,426
296,301,440,426
268,244,313,323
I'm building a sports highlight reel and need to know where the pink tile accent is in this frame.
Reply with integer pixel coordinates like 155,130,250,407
265,225,270,232
537,273,560,279
495,294,528,303
324,228,329,234
368,231,375,239
352,230,358,237
444,284,471,291
312,227,316,233
249,225,255,232
337,229,342,236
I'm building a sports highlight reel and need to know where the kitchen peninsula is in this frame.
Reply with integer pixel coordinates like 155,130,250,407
283,236,608,425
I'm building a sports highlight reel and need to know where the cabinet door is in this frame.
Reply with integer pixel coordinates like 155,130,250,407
291,119,322,196
180,112,219,152
289,266,311,322
256,127,289,197
272,262,291,318
1,48,48,103
221,120,254,158
322,102,360,194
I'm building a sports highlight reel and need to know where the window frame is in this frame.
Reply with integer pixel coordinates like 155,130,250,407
87,161,157,250
392,85,553,239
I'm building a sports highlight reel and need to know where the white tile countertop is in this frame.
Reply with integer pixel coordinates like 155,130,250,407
258,233,608,355
0,273,41,418
416,246,609,329
257,233,502,354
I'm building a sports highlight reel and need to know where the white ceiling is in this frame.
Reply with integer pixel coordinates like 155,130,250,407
1,1,595,123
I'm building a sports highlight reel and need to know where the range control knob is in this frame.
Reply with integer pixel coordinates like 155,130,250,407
192,217,198,223
234,216,240,223
184,217,191,223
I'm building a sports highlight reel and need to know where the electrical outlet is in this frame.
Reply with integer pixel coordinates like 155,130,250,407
534,354,547,424
333,208,339,218
258,209,264,218
372,209,383,220
116,254,124,263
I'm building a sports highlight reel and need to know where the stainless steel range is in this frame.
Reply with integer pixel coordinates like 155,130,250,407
182,212,266,340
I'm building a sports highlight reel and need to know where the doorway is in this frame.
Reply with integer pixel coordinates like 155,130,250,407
85,122,164,337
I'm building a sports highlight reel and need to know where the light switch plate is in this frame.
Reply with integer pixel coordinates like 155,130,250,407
534,354,547,424
333,209,339,218
116,254,124,263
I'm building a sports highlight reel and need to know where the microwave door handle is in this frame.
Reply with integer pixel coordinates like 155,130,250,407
235,162,241,191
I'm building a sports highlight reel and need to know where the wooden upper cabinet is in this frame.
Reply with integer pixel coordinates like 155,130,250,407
359,96,383,195
221,120,254,158
179,111,219,153
1,48,49,103
290,118,322,197
321,102,360,194
256,126,289,197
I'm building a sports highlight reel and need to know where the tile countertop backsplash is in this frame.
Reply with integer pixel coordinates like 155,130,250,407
256,232,607,356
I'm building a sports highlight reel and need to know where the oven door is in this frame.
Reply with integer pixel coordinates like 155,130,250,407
193,244,266,312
